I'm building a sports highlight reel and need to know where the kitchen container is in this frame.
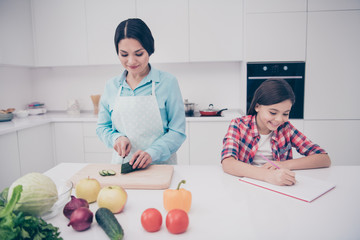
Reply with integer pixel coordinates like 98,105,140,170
14,110,29,118
28,108,47,115
28,102,47,115
67,99,80,115
91,95,101,115
184,99,196,117
199,104,227,116
0,112,14,122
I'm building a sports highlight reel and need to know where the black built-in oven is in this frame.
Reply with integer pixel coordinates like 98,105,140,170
247,62,305,119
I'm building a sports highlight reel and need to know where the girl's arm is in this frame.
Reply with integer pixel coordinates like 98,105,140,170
222,157,296,186
265,153,331,170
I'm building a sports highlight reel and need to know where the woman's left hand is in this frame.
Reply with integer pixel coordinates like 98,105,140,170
130,150,152,169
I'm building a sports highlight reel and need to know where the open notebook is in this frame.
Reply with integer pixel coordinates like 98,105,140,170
239,174,335,202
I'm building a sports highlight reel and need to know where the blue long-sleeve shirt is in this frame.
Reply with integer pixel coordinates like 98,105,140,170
96,65,186,163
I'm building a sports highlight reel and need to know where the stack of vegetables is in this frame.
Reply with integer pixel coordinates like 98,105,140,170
0,185,62,239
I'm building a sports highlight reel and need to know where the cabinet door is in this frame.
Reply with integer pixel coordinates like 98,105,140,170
85,0,136,65
0,132,21,191
246,12,306,61
308,0,360,11
189,0,243,62
246,0,306,13
176,121,190,165
53,123,84,163
137,0,189,63
189,121,230,165
83,122,112,163
305,11,360,119
32,0,87,66
304,120,360,166
17,124,55,174
0,0,34,66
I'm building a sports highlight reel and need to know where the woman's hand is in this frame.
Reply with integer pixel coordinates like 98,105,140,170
264,168,296,186
130,150,152,169
113,136,131,158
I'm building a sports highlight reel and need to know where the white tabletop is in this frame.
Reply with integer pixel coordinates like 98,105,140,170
45,163,360,240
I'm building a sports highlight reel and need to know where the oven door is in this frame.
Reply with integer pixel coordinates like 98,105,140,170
247,76,304,119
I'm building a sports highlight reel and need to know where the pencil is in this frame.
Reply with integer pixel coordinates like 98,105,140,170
259,153,280,169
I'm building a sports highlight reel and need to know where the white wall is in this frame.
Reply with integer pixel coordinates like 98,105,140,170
29,62,245,112
0,66,33,110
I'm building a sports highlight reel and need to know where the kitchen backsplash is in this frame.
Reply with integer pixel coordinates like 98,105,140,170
0,61,246,112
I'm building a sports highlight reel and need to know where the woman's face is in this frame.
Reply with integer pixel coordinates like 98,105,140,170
118,38,149,76
255,100,292,135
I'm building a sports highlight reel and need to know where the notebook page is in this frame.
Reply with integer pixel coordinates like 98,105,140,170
239,174,335,202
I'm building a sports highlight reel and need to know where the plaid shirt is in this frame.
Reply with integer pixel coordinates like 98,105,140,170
221,115,327,163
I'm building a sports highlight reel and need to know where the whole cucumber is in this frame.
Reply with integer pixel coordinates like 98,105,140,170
95,208,124,240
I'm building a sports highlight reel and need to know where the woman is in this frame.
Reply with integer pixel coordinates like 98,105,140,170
221,79,330,186
97,18,186,169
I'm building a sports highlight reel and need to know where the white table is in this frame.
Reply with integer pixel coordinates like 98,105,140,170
45,164,360,240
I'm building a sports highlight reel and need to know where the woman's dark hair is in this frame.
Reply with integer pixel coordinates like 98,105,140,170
114,18,155,56
247,79,295,115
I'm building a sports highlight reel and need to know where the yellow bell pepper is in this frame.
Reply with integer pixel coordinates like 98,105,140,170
163,180,192,213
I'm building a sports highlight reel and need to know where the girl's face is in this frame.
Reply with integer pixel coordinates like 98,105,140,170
118,38,150,76
255,100,292,135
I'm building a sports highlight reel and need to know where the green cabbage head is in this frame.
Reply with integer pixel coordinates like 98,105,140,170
7,172,58,216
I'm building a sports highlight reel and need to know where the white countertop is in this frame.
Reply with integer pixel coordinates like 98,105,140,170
0,109,243,135
44,163,360,240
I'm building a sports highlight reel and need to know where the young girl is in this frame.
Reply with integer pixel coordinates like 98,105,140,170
221,79,331,186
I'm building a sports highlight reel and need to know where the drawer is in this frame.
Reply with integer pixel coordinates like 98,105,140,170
83,122,97,137
84,136,112,153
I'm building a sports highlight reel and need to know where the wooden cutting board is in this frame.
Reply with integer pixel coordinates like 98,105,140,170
69,164,174,190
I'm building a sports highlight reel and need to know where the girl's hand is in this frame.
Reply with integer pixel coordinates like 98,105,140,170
262,161,288,170
113,136,131,158
265,168,296,186
130,150,152,169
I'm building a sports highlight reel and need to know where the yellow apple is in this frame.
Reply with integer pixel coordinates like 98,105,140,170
97,185,127,213
75,177,101,203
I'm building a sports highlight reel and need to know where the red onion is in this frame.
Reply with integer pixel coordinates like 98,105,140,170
67,207,93,231
63,195,89,219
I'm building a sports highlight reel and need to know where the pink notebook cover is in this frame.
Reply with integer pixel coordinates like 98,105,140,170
239,174,335,202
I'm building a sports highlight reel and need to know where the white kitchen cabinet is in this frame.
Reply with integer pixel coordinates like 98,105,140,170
82,122,112,163
245,0,306,13
137,0,189,63
308,0,360,11
0,132,21,191
0,0,34,66
245,12,306,61
304,120,360,166
53,122,85,163
305,10,360,119
189,0,243,62
32,0,88,66
176,122,190,165
189,121,230,165
85,0,136,65
17,124,55,174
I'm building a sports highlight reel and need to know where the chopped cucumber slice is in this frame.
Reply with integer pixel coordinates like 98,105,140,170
107,170,116,176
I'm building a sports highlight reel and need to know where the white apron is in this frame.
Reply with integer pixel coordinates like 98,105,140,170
111,80,176,164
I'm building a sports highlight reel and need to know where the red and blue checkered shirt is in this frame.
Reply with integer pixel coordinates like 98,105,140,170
221,115,327,163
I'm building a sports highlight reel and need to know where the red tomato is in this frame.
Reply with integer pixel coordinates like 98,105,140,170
141,208,162,232
166,209,189,234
